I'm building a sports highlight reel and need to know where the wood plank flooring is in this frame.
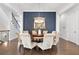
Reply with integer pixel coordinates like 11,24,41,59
0,38,79,55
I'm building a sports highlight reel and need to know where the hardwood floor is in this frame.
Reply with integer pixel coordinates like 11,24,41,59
0,38,79,55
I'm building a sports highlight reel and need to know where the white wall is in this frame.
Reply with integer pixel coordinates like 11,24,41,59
60,4,79,45
56,12,60,33
0,7,10,30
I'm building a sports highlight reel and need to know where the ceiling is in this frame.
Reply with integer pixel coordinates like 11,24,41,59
0,3,76,15
7,3,75,14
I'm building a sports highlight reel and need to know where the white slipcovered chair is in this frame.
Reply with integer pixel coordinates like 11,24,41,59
23,31,29,33
37,33,54,50
18,32,36,49
32,30,37,35
52,31,59,45
17,32,22,49
17,31,29,49
43,30,48,34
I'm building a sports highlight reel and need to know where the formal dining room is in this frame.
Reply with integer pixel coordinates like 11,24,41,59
0,3,79,55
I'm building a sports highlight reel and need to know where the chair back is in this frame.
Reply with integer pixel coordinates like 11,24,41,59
43,33,53,48
20,33,32,48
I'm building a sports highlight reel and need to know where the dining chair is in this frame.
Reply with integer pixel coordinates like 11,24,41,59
43,30,48,34
19,32,36,49
37,33,54,50
52,31,59,45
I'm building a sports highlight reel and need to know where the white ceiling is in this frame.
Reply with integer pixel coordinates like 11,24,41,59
0,3,76,15
7,3,75,14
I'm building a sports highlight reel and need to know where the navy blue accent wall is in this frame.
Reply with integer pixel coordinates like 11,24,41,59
23,12,56,33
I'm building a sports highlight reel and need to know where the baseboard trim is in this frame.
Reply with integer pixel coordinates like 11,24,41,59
60,35,79,45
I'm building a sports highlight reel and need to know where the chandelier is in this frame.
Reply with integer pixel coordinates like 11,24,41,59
34,17,45,29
